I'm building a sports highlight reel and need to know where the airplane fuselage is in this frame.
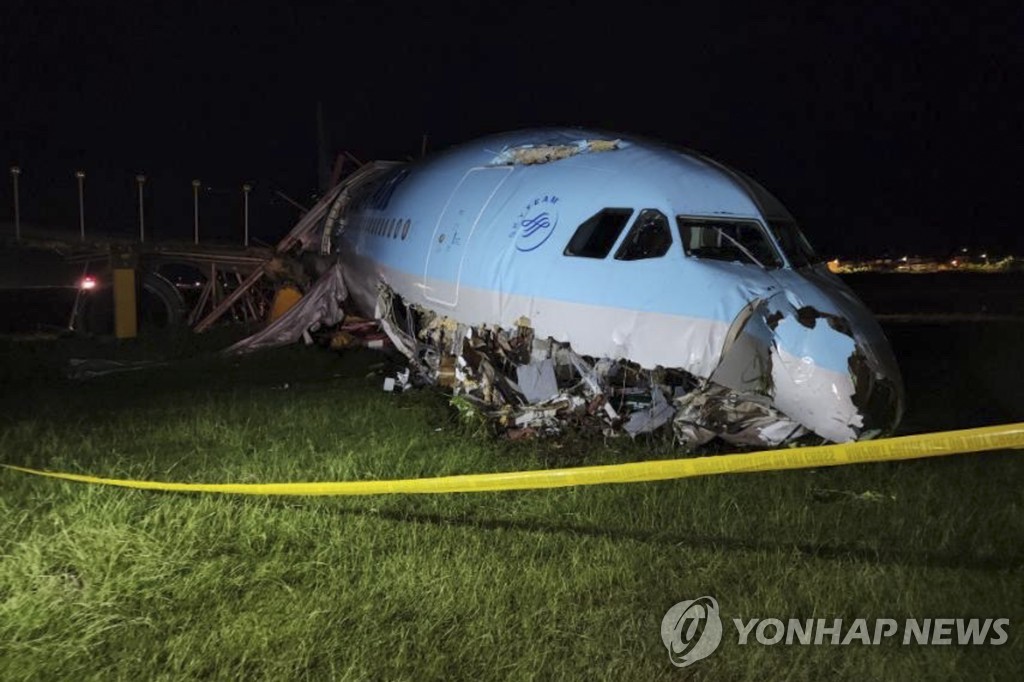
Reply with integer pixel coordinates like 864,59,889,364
333,129,903,443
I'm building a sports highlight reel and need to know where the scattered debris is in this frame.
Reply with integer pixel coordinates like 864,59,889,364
329,317,390,351
67,357,165,380
224,263,349,355
383,369,411,393
810,488,896,504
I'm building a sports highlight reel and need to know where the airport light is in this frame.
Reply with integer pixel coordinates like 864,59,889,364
136,174,146,243
242,183,252,247
75,170,86,241
9,166,20,240
192,179,201,244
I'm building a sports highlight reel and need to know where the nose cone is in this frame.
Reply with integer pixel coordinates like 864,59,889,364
766,267,904,441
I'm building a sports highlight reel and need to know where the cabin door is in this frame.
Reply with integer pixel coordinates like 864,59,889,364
423,166,512,307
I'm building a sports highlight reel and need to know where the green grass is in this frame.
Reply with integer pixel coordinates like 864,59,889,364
0,331,1022,680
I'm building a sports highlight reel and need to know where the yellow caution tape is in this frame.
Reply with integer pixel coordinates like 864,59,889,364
3,422,1023,496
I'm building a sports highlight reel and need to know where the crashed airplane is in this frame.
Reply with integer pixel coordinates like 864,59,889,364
261,128,904,447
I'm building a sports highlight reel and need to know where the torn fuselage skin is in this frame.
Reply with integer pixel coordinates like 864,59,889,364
712,280,903,443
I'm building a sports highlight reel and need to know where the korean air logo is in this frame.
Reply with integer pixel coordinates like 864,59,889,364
513,194,559,252
660,596,723,668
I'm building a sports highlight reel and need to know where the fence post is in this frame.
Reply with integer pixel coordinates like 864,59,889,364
136,174,146,242
242,183,251,247
75,170,86,241
9,166,20,240
192,179,201,244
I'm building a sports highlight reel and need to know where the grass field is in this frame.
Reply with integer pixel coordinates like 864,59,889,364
1,313,1022,680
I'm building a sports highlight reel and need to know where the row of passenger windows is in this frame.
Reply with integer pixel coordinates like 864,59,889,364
564,207,784,268
353,214,413,241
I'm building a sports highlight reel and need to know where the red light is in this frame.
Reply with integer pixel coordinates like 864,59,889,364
80,276,97,290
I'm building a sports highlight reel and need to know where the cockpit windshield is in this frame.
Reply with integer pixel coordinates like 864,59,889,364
677,215,821,269
677,217,782,269
768,220,820,268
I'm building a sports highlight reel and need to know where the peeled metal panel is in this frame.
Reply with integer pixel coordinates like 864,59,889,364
423,166,512,306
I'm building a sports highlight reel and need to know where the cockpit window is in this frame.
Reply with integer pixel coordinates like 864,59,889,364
677,217,782,268
564,208,633,259
615,209,672,260
768,220,819,268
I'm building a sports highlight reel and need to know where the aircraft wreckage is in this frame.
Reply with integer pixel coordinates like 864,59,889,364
231,128,904,448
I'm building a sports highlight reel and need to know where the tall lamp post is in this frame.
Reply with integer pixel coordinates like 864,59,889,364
136,174,146,242
192,179,201,244
9,166,20,240
242,183,251,247
75,170,86,241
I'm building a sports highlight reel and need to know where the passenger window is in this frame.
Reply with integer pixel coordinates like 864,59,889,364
564,208,634,259
614,209,672,260
677,217,782,268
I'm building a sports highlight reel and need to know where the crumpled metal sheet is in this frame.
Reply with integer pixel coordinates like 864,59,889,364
516,358,558,403
672,384,805,448
224,263,348,355
624,388,675,436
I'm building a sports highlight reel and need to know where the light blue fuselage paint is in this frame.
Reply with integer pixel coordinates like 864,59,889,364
335,128,903,441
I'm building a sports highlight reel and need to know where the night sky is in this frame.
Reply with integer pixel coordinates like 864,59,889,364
2,0,1021,256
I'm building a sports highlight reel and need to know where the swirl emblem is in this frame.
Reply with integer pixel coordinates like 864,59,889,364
660,596,723,668
513,195,560,252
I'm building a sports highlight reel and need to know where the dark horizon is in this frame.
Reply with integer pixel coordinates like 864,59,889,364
2,1,1021,257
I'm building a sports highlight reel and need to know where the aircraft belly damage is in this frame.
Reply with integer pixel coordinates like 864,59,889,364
369,275,896,448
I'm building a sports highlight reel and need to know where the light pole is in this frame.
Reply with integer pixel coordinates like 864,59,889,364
75,170,86,241
242,183,251,247
9,166,20,240
192,179,201,244
136,174,146,242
